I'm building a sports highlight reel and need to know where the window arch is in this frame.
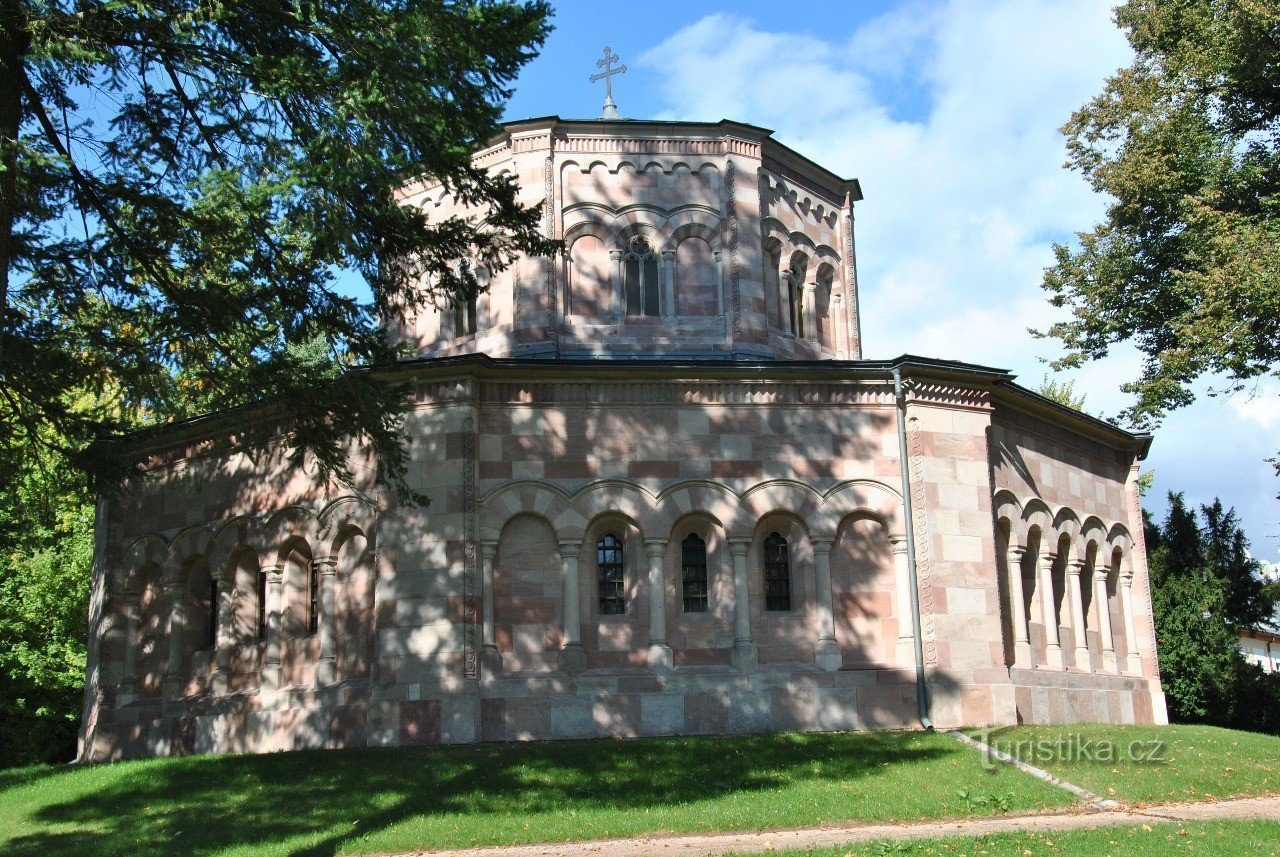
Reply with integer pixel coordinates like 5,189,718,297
681,533,709,613
763,531,792,611
624,236,661,317
597,533,626,615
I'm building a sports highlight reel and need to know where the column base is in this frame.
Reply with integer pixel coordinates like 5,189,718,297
315,657,336,687
731,641,757,672
814,638,841,672
1102,651,1119,674
1073,647,1093,672
481,645,504,675
210,670,229,696
647,642,674,673
1012,642,1033,669
559,643,586,675
1041,644,1064,671
897,637,917,668
261,664,282,692
1124,654,1142,676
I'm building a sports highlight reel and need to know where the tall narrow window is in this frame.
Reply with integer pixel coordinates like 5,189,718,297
453,290,477,337
788,277,803,338
256,570,268,641
597,534,626,615
308,560,320,635
681,533,708,613
206,577,219,650
763,532,792,611
624,237,661,317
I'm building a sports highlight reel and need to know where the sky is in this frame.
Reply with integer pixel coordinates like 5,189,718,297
495,0,1280,560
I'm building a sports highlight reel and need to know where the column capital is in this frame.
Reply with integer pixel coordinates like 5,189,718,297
713,249,723,263
1006,544,1027,561
1119,572,1134,589
608,248,623,261
661,249,676,261
643,538,667,559
557,541,582,560
481,540,498,560
810,536,834,555
1038,550,1058,567
314,556,338,572
264,566,284,586
803,280,817,294
1067,558,1087,576
727,538,751,558
887,533,911,555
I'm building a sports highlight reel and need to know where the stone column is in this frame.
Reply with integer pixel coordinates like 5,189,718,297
728,538,756,670
163,570,186,699
314,557,338,686
1094,572,1118,674
803,281,818,343
1004,546,1033,668
211,573,234,695
890,535,915,666
609,248,623,321
558,541,585,673
644,539,674,672
811,537,841,671
662,249,677,319
119,594,140,702
1066,559,1092,672
1037,550,1064,670
480,541,501,672
262,565,284,692
1119,573,1142,675
833,293,848,357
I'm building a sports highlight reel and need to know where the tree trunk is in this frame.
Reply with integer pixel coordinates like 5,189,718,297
0,0,28,373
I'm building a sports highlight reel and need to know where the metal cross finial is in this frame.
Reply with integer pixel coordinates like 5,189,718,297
589,45,627,119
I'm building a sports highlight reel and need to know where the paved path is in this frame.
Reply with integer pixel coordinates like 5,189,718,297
390,795,1280,857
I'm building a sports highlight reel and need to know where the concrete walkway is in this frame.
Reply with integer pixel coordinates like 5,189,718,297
392,794,1280,857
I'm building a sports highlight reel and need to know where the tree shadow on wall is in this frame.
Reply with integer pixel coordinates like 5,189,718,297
3,730,956,857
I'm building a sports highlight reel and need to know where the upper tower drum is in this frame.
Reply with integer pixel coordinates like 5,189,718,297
393,117,864,362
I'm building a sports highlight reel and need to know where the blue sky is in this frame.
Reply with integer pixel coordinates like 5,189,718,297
493,0,1280,560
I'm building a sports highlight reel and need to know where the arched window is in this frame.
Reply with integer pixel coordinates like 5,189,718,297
624,236,661,317
256,570,268,641
206,577,219,650
681,533,708,613
597,533,626,615
307,559,320,635
763,532,792,611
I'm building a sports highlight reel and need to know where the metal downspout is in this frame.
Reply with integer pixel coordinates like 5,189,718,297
893,365,933,730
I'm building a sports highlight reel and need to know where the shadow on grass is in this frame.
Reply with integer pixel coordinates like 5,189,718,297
4,731,949,856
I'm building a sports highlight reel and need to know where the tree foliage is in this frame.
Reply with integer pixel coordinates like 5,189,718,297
1041,0,1280,430
1036,375,1088,411
0,0,555,497
1147,493,1280,732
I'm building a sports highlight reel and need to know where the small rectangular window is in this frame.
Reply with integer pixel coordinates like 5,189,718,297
597,534,626,615
763,532,792,611
681,533,708,613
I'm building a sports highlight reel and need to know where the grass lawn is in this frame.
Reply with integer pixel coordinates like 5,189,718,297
754,819,1280,856
0,730,1072,857
973,723,1280,804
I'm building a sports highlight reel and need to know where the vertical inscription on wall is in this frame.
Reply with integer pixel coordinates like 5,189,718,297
462,415,478,679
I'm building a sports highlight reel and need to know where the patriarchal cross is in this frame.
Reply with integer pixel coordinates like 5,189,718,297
589,45,626,119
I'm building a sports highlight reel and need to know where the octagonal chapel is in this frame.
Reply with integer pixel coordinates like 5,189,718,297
78,116,1167,761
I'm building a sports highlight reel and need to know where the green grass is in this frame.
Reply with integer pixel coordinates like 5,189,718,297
754,819,1280,856
973,723,1280,804
0,730,1072,856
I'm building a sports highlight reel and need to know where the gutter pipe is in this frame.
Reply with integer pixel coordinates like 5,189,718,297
893,364,933,730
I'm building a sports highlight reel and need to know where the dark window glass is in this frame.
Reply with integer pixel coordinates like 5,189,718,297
308,560,319,635
625,256,642,316
643,256,661,316
206,577,219,649
788,279,803,337
454,291,477,337
597,534,626,615
681,533,708,613
624,238,661,317
257,570,268,641
763,531,792,611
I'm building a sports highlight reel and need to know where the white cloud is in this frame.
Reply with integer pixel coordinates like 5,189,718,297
641,1,1280,558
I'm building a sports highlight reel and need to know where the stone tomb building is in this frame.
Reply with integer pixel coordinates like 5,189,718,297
78,117,1168,761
